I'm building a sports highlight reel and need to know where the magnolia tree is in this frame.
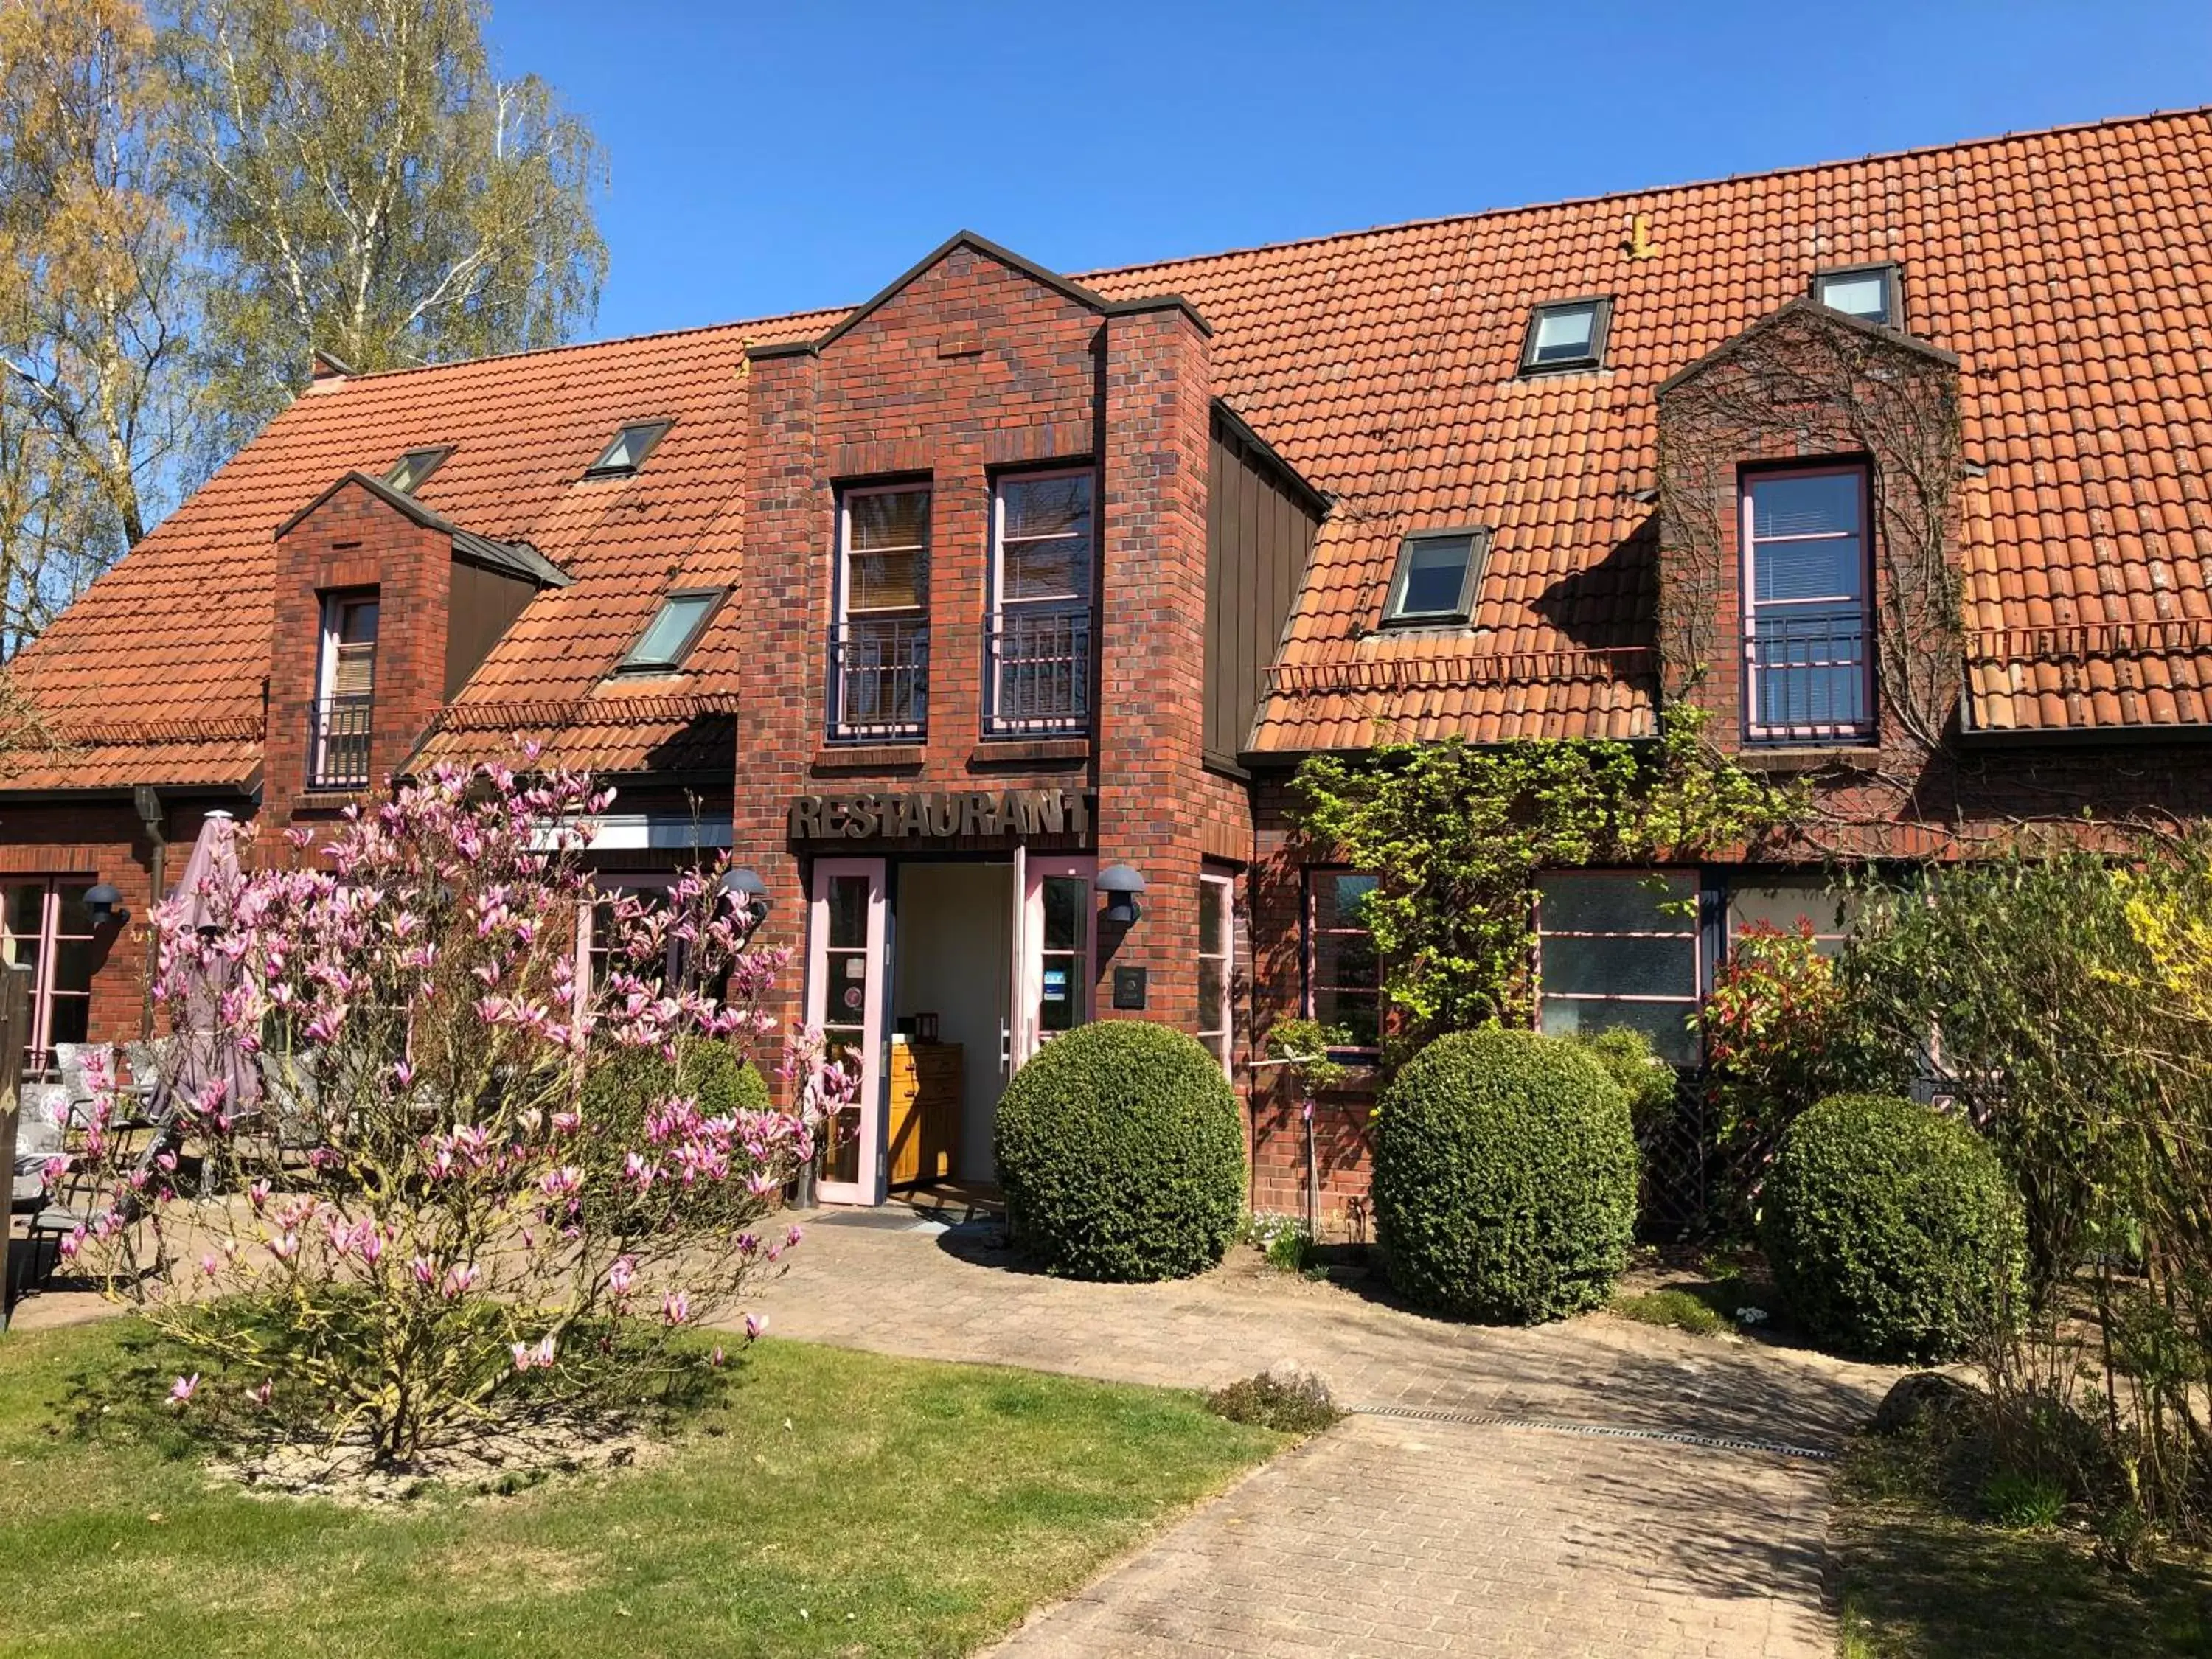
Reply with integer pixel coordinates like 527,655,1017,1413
55,760,853,1464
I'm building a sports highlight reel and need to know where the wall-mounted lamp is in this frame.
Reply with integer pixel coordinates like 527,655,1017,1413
720,866,771,931
85,882,130,929
1096,863,1147,926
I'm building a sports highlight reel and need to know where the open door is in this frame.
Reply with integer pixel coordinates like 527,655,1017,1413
1015,855,1096,1064
807,858,887,1206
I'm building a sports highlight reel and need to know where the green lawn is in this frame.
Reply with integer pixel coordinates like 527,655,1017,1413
0,1319,1284,1658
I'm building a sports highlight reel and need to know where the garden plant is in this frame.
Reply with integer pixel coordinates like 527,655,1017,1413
1760,1092,2026,1363
1369,1026,1638,1322
994,1019,1245,1282
51,759,853,1467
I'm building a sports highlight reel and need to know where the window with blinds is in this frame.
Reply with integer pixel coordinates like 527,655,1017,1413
312,591,379,789
830,483,931,740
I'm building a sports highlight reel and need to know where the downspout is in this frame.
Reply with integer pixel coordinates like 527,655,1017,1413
133,786,164,1037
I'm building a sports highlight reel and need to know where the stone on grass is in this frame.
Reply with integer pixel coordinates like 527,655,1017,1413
1868,1370,1985,1438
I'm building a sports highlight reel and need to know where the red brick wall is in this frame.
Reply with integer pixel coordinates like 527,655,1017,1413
262,483,453,849
731,243,1251,1062
1095,305,1216,1032
0,798,253,1053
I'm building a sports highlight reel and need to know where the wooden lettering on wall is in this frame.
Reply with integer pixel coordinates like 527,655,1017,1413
786,789,1093,842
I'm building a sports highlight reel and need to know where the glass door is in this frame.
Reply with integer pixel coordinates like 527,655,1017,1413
807,858,887,1205
1015,855,1096,1066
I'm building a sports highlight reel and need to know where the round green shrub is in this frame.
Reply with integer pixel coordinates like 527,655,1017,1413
1371,1027,1638,1323
994,1020,1245,1282
1761,1093,2026,1363
1562,1025,1680,1135
582,1040,770,1126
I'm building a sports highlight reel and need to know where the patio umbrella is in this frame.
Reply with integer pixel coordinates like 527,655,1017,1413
166,812,259,1117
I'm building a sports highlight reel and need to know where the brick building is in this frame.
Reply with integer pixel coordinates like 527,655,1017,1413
10,112,2212,1221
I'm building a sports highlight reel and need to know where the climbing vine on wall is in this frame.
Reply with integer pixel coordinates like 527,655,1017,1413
1290,707,1801,1060
1657,306,1965,757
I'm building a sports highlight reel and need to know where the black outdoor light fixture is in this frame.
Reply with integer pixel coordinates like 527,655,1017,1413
720,866,771,930
1096,863,1147,926
85,882,129,929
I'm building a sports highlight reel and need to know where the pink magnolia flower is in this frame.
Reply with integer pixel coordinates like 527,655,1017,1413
246,1379,274,1408
710,1346,726,1368
744,1312,768,1342
661,1290,692,1327
441,1263,478,1299
168,1374,200,1408
608,1256,637,1299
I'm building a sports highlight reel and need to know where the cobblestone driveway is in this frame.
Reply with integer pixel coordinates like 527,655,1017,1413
742,1217,1891,1658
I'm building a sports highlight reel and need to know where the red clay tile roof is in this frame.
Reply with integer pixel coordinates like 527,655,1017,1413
17,107,2212,785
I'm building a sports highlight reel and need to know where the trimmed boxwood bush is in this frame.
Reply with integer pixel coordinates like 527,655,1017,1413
994,1020,1245,1282
1761,1093,2026,1363
1371,1027,1638,1323
582,1040,771,1124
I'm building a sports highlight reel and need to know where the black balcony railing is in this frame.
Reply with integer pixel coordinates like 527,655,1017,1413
988,605,1091,735
830,618,928,741
1744,606,1873,742
310,693,375,789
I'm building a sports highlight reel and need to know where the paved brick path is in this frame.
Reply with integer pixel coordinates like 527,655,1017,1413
742,1217,1892,1658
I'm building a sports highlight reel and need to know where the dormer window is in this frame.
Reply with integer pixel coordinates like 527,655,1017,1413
585,421,672,479
1381,528,1488,627
1520,298,1611,374
1812,263,1901,328
619,589,722,673
383,446,451,495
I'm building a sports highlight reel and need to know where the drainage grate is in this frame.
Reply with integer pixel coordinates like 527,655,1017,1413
1352,1402,1835,1463
809,1209,945,1234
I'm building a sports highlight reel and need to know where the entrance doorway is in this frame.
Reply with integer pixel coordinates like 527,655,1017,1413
802,852,1097,1205
891,861,1011,1186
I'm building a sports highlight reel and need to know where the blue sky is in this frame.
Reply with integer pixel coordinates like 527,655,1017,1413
484,1,2212,342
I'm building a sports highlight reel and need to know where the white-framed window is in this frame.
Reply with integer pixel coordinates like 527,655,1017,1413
1521,296,1612,372
1381,529,1488,627
1536,871,1700,1065
1198,870,1235,1074
584,420,672,479
311,590,378,790
988,468,1094,734
831,483,931,740
1812,263,1901,328
620,590,722,674
1,878,98,1073
384,446,451,495
1742,465,1874,743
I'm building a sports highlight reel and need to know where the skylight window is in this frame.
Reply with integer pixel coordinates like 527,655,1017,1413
1812,264,1901,327
1520,298,1612,374
384,446,451,495
1381,529,1489,627
585,421,673,479
618,589,721,672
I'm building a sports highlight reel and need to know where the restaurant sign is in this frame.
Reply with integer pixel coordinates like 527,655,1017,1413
787,787,1092,842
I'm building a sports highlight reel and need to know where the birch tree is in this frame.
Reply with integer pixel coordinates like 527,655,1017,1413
164,0,606,426
0,0,201,653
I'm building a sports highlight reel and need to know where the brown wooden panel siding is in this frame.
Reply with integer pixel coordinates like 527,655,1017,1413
1207,420,1321,762
445,560,538,700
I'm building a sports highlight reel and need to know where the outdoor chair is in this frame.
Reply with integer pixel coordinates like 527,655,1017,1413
255,1048,327,1157
55,1042,158,1130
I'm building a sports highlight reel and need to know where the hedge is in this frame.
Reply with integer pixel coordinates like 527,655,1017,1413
1761,1092,2026,1363
1371,1027,1638,1322
994,1020,1245,1282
